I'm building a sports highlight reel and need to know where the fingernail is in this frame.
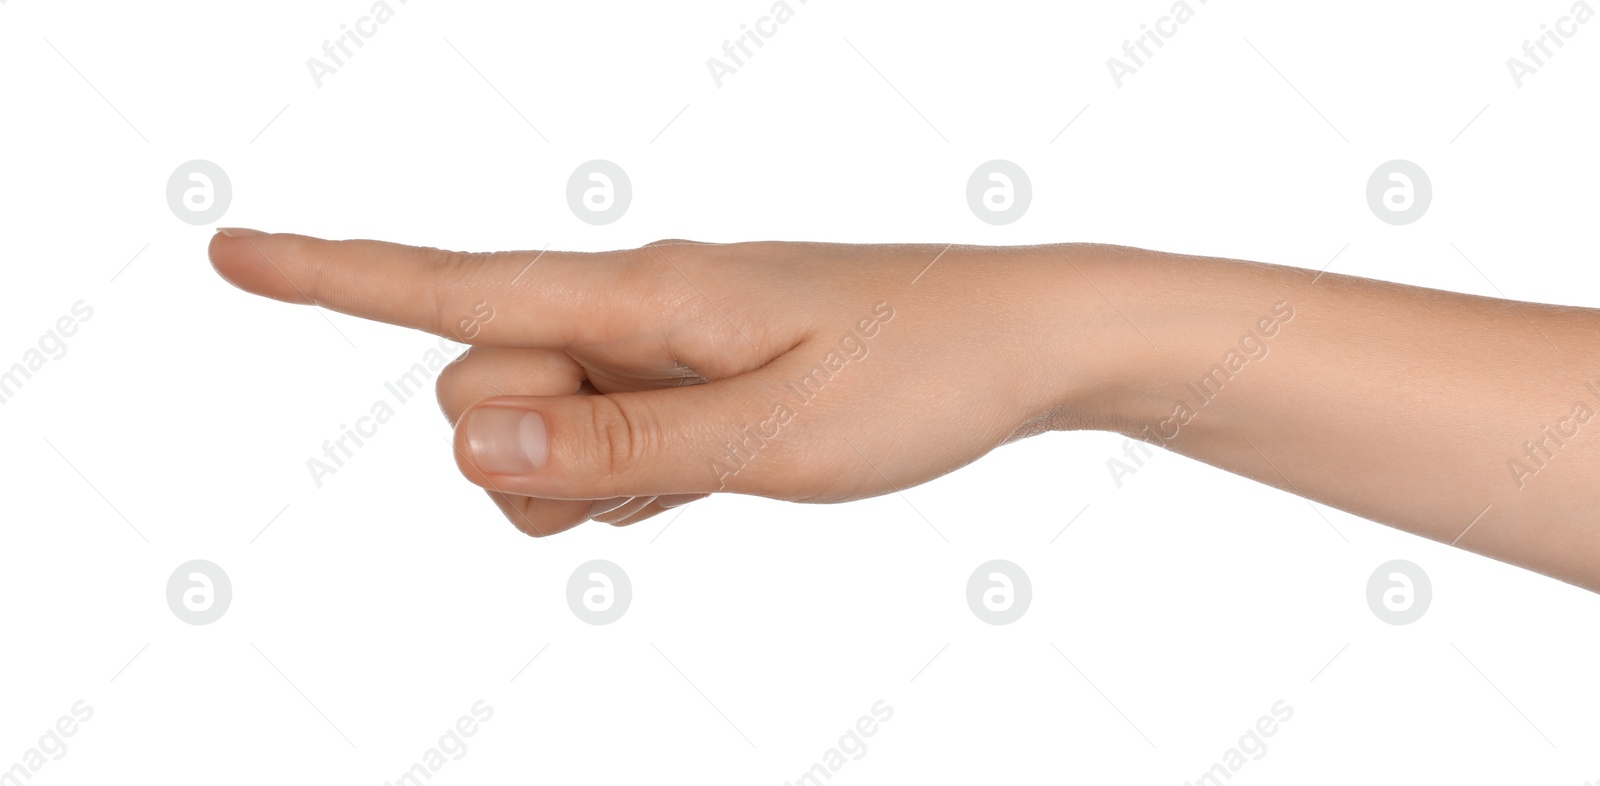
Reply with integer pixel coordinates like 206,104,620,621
217,227,267,238
465,407,548,475
656,494,700,509
587,497,631,519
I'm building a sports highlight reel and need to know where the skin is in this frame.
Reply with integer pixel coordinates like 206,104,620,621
209,229,1600,594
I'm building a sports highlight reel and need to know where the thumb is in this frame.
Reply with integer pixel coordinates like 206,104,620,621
451,354,832,500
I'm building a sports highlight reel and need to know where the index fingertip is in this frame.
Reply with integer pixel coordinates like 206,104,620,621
208,229,311,305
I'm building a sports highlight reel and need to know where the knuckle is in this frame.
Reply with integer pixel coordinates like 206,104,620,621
502,497,555,538
623,242,711,314
514,518,555,538
417,245,482,336
433,349,473,419
584,396,652,490
613,254,688,324
287,236,329,303
627,242,686,274
434,346,470,393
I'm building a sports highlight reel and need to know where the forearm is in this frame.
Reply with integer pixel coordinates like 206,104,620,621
1043,243,1600,592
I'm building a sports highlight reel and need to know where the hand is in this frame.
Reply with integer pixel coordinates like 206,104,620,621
208,231,1084,537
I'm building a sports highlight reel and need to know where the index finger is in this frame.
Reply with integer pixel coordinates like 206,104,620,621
208,229,616,347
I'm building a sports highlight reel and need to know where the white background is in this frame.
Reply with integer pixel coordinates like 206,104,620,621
3,0,1599,783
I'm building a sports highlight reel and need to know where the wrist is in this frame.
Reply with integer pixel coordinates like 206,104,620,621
1023,244,1307,445
1001,244,1161,435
